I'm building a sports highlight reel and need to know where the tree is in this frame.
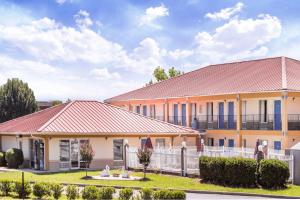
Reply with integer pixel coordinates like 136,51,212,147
80,142,94,178
0,78,37,122
52,100,62,106
168,67,184,78
153,66,168,82
137,148,152,180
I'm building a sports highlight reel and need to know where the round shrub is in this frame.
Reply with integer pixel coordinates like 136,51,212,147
153,190,171,200
33,182,51,199
0,152,6,166
259,159,290,189
66,185,79,200
5,148,24,169
140,188,153,200
170,190,186,200
14,181,32,198
119,188,133,200
51,183,63,199
99,187,115,200
0,180,13,196
82,185,99,200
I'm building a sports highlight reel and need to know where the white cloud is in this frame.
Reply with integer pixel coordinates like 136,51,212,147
139,4,169,29
168,49,193,60
56,0,66,4
90,68,121,80
193,14,281,62
205,2,244,21
74,10,93,29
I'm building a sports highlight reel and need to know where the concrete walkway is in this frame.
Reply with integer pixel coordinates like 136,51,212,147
186,193,289,200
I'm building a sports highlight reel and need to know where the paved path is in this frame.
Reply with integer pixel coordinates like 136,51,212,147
186,193,285,200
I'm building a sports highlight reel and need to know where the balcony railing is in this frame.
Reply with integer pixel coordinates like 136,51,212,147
168,116,187,126
288,114,300,130
194,115,237,130
241,114,281,130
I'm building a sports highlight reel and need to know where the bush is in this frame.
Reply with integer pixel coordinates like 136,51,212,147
0,180,13,196
66,185,79,200
82,185,99,200
259,159,290,189
153,190,186,200
140,188,153,200
119,188,133,200
99,187,115,200
5,148,24,169
0,152,6,166
14,181,32,198
33,182,51,199
199,156,257,187
51,183,63,199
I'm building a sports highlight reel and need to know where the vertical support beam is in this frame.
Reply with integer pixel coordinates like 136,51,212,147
186,98,191,127
236,94,242,147
124,143,129,170
164,99,169,122
281,91,288,149
44,137,49,171
181,145,187,177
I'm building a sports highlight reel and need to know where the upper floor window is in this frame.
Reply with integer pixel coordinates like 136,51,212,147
150,105,156,118
143,105,147,116
207,102,213,122
259,100,268,122
155,138,165,148
136,106,140,114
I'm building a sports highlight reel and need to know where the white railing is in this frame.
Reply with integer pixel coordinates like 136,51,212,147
126,146,294,181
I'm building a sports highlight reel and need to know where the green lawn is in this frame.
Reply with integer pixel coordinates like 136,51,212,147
0,170,300,197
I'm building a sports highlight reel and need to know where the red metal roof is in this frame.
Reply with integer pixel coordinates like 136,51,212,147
0,101,196,135
106,57,300,102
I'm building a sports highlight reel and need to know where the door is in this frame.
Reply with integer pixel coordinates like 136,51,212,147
274,100,281,130
274,141,281,150
173,104,178,125
219,139,224,146
143,105,147,116
218,102,224,129
228,102,234,129
228,139,234,147
70,139,79,169
182,104,186,126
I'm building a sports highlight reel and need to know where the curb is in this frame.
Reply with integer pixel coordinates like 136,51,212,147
42,182,300,199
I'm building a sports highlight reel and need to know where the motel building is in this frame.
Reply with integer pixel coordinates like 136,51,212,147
0,101,197,171
105,57,300,150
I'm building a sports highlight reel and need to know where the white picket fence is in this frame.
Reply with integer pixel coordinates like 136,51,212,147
126,146,294,181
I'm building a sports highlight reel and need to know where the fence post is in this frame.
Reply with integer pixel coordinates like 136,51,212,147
22,171,24,200
181,142,187,177
124,140,129,170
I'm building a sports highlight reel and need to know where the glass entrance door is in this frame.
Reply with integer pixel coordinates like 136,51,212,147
70,139,79,169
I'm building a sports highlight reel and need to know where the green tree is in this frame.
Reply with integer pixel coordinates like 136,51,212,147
80,142,94,178
52,100,62,106
168,67,184,78
137,148,152,180
153,66,168,82
0,78,37,122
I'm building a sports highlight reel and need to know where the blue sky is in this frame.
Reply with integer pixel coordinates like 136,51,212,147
0,0,300,101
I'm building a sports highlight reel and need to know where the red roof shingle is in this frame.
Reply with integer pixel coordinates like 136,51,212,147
105,57,300,102
0,100,196,135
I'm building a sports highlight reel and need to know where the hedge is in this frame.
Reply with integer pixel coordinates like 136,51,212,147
259,159,290,189
0,152,6,166
5,148,24,169
199,156,257,187
153,190,186,200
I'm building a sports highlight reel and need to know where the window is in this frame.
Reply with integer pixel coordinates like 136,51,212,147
136,106,140,114
207,138,214,146
243,139,247,148
259,100,268,122
228,139,234,147
60,140,70,162
155,138,165,148
207,102,213,122
113,139,124,160
219,139,224,146
150,105,156,118
274,141,281,150
143,105,147,116
141,138,147,148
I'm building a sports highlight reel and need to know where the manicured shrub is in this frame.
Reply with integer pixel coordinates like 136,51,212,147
0,180,13,196
82,185,99,200
33,182,51,199
14,181,32,198
66,185,79,200
99,187,115,200
199,156,257,187
5,148,24,168
51,183,64,199
153,190,186,200
259,159,290,189
119,188,133,200
0,152,6,166
140,188,153,200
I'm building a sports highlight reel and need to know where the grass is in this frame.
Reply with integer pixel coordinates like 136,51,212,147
0,170,300,197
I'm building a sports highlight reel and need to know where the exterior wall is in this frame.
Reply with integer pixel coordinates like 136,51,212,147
205,130,239,147
241,131,283,149
1,136,30,160
47,135,193,171
287,97,300,114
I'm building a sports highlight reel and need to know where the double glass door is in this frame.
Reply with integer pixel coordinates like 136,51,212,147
60,139,81,169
